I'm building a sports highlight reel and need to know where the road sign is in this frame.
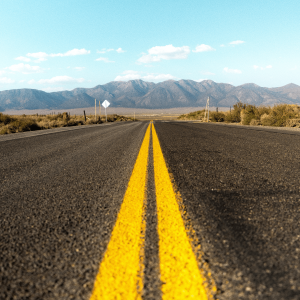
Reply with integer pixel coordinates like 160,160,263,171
102,100,110,108
102,100,110,122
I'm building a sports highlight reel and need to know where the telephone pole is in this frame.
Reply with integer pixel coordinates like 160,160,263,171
204,97,210,122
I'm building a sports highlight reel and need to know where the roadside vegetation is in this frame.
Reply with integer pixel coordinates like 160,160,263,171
0,112,135,135
178,103,300,128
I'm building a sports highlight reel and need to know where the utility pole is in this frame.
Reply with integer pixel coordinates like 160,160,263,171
95,99,96,121
204,97,210,122
99,101,101,119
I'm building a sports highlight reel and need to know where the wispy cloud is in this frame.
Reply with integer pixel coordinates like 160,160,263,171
7,63,43,74
38,76,85,84
0,77,15,84
114,70,176,81
253,65,272,70
116,47,125,53
229,40,245,45
142,74,176,81
26,48,90,62
95,57,115,63
192,44,215,53
115,70,141,81
224,67,242,74
15,56,31,62
97,48,125,54
138,44,190,64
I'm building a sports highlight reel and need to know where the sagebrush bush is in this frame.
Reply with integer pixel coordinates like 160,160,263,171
0,112,133,135
210,112,225,122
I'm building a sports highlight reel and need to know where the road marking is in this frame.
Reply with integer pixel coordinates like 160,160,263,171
90,123,151,300
152,123,208,300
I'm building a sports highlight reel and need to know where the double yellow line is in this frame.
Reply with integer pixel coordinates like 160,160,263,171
90,123,213,300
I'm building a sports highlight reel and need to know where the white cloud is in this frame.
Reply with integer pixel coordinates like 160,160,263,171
224,67,242,74
195,79,207,82
138,44,190,63
95,57,115,63
220,44,225,47
116,47,125,53
229,40,245,45
7,63,42,74
35,58,48,63
15,56,31,62
142,74,176,81
51,48,90,57
74,67,85,71
253,65,272,70
0,77,15,84
19,80,25,83
115,70,141,81
97,48,124,54
114,70,176,82
0,70,5,76
38,76,85,84
28,79,36,84
27,52,48,59
193,44,215,53
26,49,90,61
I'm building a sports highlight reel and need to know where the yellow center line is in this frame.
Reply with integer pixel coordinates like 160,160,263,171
90,123,151,300
152,123,208,300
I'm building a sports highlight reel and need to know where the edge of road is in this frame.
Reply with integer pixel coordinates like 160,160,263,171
169,120,300,135
0,121,138,142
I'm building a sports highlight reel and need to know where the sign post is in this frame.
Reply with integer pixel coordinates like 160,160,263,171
102,100,110,122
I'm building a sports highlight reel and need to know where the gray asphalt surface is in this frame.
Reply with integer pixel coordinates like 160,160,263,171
2,121,300,299
154,121,300,300
0,122,148,299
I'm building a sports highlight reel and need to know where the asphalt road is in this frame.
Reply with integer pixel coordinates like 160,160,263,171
0,122,148,300
1,121,300,299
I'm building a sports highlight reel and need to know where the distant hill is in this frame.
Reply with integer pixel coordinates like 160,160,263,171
1,79,300,111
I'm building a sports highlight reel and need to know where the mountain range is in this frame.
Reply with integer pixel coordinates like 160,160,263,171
1,79,300,111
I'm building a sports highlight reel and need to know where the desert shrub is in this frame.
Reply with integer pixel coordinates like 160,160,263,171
267,104,299,126
285,119,300,128
225,102,246,122
249,119,261,126
0,113,16,125
62,112,70,122
178,110,205,120
1,118,40,134
257,106,271,117
210,112,225,122
241,105,258,125
260,113,276,126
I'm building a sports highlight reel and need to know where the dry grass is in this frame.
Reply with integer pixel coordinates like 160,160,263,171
178,103,300,128
0,112,135,135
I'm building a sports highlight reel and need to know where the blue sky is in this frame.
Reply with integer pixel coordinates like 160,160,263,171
0,0,299,92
